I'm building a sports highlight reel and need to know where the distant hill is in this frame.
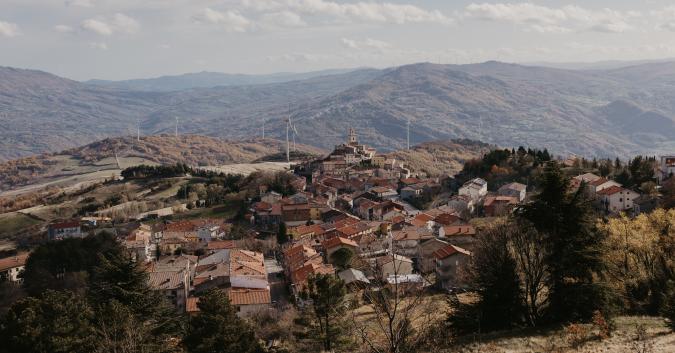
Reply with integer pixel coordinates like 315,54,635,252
86,68,362,91
5,61,675,161
0,135,324,191
386,140,491,177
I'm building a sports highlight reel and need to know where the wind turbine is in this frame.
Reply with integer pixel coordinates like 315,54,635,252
175,116,179,137
262,119,266,140
136,119,141,141
406,118,411,150
285,116,299,162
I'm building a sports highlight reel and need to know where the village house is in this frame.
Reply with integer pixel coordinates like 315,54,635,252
391,226,434,260
375,253,413,281
48,220,82,240
0,253,29,283
148,270,190,311
446,195,475,215
587,177,622,198
597,186,640,214
483,195,520,217
434,244,472,292
458,178,488,201
338,268,370,289
228,288,272,317
658,155,675,183
438,224,476,251
323,236,358,261
418,238,450,274
497,182,527,201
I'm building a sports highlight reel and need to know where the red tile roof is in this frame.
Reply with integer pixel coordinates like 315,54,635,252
207,240,236,251
433,245,471,260
227,288,271,305
442,224,476,237
323,236,358,250
0,253,29,272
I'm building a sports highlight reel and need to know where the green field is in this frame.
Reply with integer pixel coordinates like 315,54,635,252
0,212,42,239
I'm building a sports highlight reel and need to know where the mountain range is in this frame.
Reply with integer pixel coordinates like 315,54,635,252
3,60,675,162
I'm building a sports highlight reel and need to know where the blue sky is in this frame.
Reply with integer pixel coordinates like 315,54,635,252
2,0,675,80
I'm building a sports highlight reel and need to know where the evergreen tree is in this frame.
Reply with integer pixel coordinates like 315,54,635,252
468,222,525,330
0,290,95,353
183,289,261,353
521,161,612,323
88,252,183,350
277,223,289,244
305,273,348,351
329,247,354,270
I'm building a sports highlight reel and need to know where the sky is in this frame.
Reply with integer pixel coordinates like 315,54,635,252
3,0,675,81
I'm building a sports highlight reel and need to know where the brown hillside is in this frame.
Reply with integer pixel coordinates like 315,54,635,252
386,140,492,177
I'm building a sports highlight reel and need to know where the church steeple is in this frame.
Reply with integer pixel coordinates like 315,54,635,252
348,127,358,145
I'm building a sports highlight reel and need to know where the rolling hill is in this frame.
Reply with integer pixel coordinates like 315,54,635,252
4,61,675,161
0,135,325,192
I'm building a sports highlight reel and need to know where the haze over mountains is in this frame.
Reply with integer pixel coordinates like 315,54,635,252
3,60,675,162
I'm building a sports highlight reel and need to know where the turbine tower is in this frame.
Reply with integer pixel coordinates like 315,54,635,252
285,116,299,162
406,118,411,150
136,119,140,141
262,119,266,140
175,117,179,138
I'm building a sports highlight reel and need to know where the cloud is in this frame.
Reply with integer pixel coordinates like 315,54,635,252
89,42,108,50
54,25,74,33
66,0,94,7
261,11,306,28
653,6,675,32
341,38,391,51
82,19,113,35
266,52,321,63
242,0,452,25
81,13,139,36
0,21,19,38
193,8,251,32
464,3,637,33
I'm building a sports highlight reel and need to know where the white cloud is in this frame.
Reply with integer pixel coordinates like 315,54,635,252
54,24,74,33
0,21,19,38
261,11,306,28
193,8,251,32
66,0,94,7
89,42,108,50
464,3,637,33
81,19,114,35
341,38,391,51
242,0,452,25
653,6,675,32
81,13,139,36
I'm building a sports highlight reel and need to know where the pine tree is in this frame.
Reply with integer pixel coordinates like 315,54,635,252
305,273,348,351
183,289,261,353
0,290,95,353
521,161,613,323
277,223,289,244
88,252,183,351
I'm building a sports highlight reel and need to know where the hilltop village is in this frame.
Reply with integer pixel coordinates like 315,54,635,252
2,129,675,352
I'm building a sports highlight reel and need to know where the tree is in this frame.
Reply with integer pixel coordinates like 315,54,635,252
521,161,613,323
277,223,288,244
509,220,548,326
22,232,124,296
305,274,348,352
88,252,183,351
453,221,525,332
183,289,261,353
0,290,95,353
329,247,354,270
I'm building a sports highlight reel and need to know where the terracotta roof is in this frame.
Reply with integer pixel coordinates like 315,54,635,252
186,297,200,313
207,240,236,250
433,245,471,260
433,213,461,226
0,253,29,272
291,262,334,285
589,177,610,187
323,236,358,250
229,250,266,277
499,182,526,192
410,213,433,227
442,224,476,237
597,185,631,196
227,288,272,306
148,271,186,290
484,196,519,207
375,254,412,266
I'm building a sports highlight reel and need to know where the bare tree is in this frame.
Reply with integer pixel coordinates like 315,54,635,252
351,250,441,353
509,220,548,326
